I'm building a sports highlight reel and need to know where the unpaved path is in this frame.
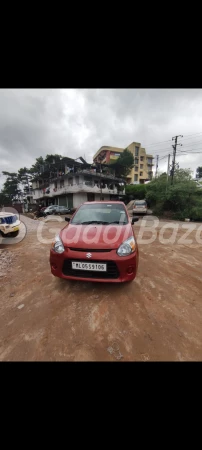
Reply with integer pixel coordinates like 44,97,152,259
0,215,202,361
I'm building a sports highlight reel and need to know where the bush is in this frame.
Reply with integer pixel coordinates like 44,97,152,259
189,206,202,221
125,184,147,199
145,169,202,221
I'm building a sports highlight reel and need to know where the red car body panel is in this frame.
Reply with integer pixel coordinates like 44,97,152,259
50,201,139,283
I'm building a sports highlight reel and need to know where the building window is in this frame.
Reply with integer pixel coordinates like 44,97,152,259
135,158,138,165
140,164,143,169
140,156,144,161
147,158,152,164
135,166,138,172
135,146,139,156
134,174,138,182
140,171,143,176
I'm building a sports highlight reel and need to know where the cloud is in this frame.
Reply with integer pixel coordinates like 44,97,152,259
0,88,202,190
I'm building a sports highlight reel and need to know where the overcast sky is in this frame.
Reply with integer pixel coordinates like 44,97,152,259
1,88,202,188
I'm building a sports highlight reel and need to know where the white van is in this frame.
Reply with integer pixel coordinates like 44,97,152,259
0,212,21,237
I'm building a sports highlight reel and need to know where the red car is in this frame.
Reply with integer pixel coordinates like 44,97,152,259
50,201,139,283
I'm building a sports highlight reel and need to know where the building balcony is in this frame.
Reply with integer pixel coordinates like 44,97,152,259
32,182,124,200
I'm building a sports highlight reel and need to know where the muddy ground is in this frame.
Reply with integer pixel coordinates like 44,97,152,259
0,215,202,361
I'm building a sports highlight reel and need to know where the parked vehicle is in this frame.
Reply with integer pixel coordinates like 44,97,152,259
54,206,75,215
50,201,139,283
44,205,58,215
0,212,21,237
133,200,148,215
44,205,76,216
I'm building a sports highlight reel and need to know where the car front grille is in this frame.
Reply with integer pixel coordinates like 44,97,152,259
62,259,119,279
68,248,112,252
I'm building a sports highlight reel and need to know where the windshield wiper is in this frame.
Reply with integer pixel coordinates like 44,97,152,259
107,221,127,224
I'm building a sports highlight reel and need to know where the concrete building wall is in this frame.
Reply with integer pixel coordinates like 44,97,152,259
73,193,87,208
94,194,110,201
93,142,154,184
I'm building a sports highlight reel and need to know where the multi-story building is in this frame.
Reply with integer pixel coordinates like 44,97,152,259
93,142,154,184
32,158,125,207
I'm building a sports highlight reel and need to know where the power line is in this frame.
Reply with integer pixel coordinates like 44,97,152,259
144,132,202,149
177,151,202,154
176,139,202,148
144,139,172,147
152,140,202,155
178,131,202,140
158,154,169,161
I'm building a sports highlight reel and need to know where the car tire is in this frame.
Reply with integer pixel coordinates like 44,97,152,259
10,230,20,238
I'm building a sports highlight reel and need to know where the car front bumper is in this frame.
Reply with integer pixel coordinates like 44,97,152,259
133,209,147,214
0,221,21,234
50,248,138,283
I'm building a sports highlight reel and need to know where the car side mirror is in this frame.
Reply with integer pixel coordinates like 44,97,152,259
132,217,139,224
65,217,70,222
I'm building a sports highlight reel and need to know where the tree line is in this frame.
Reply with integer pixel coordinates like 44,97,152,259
125,168,202,221
0,149,135,204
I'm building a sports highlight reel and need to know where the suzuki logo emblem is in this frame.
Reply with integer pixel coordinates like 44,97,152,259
86,253,92,258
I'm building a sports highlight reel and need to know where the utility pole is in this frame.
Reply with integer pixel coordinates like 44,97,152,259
100,161,103,200
166,154,170,193
167,154,170,183
171,135,183,184
155,155,159,177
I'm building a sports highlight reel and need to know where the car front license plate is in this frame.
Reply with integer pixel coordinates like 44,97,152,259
72,262,107,272
12,226,19,232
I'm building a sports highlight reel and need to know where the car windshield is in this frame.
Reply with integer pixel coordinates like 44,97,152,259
134,201,146,205
71,203,128,225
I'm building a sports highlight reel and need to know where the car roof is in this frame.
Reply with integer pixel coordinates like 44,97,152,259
83,201,125,205
0,212,15,216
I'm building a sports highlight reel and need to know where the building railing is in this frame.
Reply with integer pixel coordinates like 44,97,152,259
32,169,124,190
32,182,125,199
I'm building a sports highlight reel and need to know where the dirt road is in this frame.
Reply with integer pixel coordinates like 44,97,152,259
0,215,202,361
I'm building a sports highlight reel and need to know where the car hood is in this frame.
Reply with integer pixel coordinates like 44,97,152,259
60,223,133,249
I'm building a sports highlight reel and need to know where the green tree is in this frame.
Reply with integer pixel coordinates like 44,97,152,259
110,149,134,178
1,171,21,201
29,156,45,177
45,154,62,164
0,192,9,206
146,169,202,219
125,184,147,199
18,167,33,202
29,154,63,178
196,166,202,179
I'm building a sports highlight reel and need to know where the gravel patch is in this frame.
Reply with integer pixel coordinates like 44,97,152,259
0,249,16,277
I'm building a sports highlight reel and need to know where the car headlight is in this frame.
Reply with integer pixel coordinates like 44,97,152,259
52,235,65,254
117,236,136,256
